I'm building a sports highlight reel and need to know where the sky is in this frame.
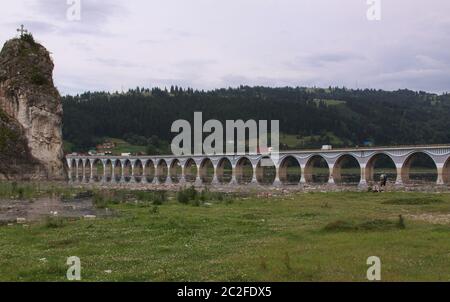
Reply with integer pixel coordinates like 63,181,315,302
1,0,450,95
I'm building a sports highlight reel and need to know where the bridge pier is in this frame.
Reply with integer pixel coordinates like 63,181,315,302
273,166,282,186
230,164,237,185
328,164,335,185
436,164,445,185
210,164,219,185
300,164,306,184
358,164,368,188
250,164,258,185
395,166,403,185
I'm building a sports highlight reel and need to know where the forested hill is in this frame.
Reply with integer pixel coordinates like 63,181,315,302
62,86,450,153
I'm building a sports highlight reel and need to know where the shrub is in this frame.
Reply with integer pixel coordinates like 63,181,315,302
21,33,35,44
185,186,198,201
153,191,167,205
397,215,406,229
150,206,159,215
191,199,201,207
177,186,203,205
323,220,356,232
92,193,109,209
135,190,167,205
45,216,65,229
177,189,190,204
200,188,208,202
30,70,47,86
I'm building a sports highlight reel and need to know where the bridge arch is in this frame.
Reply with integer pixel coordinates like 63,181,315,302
144,160,155,183
333,154,361,185
77,159,84,182
92,159,104,183
365,153,397,184
123,159,132,182
156,159,168,183
278,155,301,185
256,156,276,185
134,159,143,183
401,152,437,184
235,156,253,185
184,158,198,183
169,159,182,183
113,159,122,182
84,159,91,182
304,155,330,184
200,158,214,184
216,157,233,184
104,159,113,182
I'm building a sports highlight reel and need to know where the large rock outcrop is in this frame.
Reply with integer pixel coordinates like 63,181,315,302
0,35,66,180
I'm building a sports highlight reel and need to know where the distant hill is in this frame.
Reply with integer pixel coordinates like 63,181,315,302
62,86,450,153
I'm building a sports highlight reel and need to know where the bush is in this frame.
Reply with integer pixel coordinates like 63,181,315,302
397,215,406,229
191,199,201,207
135,190,167,205
185,186,198,201
92,194,108,209
177,189,190,204
177,186,201,205
150,206,159,215
323,220,356,232
200,188,208,202
45,216,65,229
21,33,35,44
153,191,167,205
176,187,231,206
30,70,47,86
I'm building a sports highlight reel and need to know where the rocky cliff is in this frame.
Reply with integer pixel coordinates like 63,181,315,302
0,35,66,180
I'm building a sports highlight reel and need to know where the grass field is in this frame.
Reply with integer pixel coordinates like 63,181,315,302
0,190,449,281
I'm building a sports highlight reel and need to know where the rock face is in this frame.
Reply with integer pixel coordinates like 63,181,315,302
0,35,66,180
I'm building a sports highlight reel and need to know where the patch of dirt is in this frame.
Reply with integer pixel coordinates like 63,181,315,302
0,196,112,223
404,214,450,225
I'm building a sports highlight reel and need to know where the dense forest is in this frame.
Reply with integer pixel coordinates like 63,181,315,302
62,86,450,154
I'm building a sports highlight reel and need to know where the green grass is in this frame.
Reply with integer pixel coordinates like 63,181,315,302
0,191,449,281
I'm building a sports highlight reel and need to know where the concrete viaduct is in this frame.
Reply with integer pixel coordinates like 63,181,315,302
66,145,450,187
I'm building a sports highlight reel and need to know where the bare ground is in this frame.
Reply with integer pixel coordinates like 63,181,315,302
0,196,111,223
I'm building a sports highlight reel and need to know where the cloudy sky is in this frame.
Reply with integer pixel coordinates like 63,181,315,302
1,0,450,95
